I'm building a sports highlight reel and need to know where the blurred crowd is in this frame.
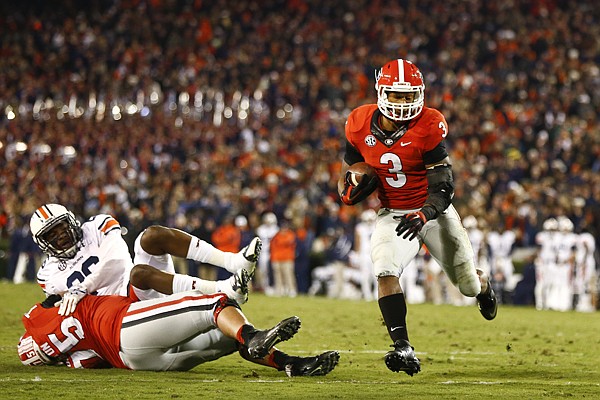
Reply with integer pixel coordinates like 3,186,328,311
1,0,599,309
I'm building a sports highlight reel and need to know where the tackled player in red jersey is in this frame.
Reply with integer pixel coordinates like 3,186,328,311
338,59,498,376
19,291,340,375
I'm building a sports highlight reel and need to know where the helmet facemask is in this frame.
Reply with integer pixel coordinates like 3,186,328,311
33,213,82,259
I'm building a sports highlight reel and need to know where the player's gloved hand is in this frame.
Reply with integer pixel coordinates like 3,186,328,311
341,171,379,205
394,211,428,241
58,284,88,316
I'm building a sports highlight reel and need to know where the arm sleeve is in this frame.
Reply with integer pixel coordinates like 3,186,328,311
423,141,448,165
343,140,365,165
421,164,455,220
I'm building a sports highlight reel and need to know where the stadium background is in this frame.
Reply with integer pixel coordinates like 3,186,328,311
1,1,599,302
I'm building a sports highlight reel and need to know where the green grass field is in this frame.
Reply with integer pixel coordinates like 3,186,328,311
1,281,599,400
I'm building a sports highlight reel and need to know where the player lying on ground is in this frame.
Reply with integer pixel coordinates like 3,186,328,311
18,290,340,376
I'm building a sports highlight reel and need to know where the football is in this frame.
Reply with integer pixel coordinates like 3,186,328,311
347,162,377,186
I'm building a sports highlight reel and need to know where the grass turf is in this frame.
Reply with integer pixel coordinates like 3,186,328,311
1,281,599,399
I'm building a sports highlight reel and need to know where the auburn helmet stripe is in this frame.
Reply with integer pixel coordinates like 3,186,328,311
35,205,52,220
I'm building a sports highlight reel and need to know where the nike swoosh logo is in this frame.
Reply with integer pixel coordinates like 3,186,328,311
400,142,412,147
390,326,405,332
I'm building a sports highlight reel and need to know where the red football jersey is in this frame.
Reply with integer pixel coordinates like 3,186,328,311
345,104,448,210
22,295,133,369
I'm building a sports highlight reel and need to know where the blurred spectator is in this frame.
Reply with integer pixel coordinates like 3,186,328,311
7,217,40,283
512,258,537,306
210,214,241,280
294,223,315,294
235,214,254,249
269,219,297,297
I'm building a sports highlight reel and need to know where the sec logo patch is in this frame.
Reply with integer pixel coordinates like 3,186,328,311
365,135,377,147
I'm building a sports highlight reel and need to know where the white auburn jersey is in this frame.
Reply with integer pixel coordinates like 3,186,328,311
37,214,133,297
535,230,558,264
554,231,577,264
575,232,596,268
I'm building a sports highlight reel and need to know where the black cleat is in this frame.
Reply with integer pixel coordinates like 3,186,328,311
247,316,301,359
476,277,498,320
385,339,421,376
285,351,340,377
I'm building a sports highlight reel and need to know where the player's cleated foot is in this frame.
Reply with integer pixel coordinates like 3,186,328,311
476,277,498,320
242,237,262,264
216,267,252,304
247,316,301,359
385,339,421,376
230,237,262,276
285,350,340,377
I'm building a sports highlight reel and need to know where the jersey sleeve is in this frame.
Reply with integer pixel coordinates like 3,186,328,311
37,259,59,296
344,105,375,146
422,108,449,152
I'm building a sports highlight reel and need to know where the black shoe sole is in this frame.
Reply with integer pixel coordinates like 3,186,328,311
247,316,301,359
286,351,340,377
477,284,498,321
385,352,421,376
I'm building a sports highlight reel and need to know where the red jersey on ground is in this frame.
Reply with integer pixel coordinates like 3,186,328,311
22,295,133,369
345,104,448,210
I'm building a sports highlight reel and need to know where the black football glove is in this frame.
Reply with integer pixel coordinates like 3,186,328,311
394,211,428,241
341,171,379,205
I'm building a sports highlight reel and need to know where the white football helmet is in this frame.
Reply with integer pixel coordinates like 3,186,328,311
30,204,83,259
17,334,52,366
557,216,574,232
542,217,558,231
375,59,425,122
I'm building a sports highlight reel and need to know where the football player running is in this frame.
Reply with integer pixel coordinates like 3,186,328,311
338,59,497,376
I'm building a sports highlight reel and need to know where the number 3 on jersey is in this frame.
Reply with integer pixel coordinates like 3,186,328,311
380,153,406,188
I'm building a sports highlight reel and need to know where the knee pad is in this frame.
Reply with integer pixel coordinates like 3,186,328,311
455,261,480,297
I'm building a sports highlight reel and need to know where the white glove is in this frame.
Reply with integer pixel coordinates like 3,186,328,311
58,284,88,316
